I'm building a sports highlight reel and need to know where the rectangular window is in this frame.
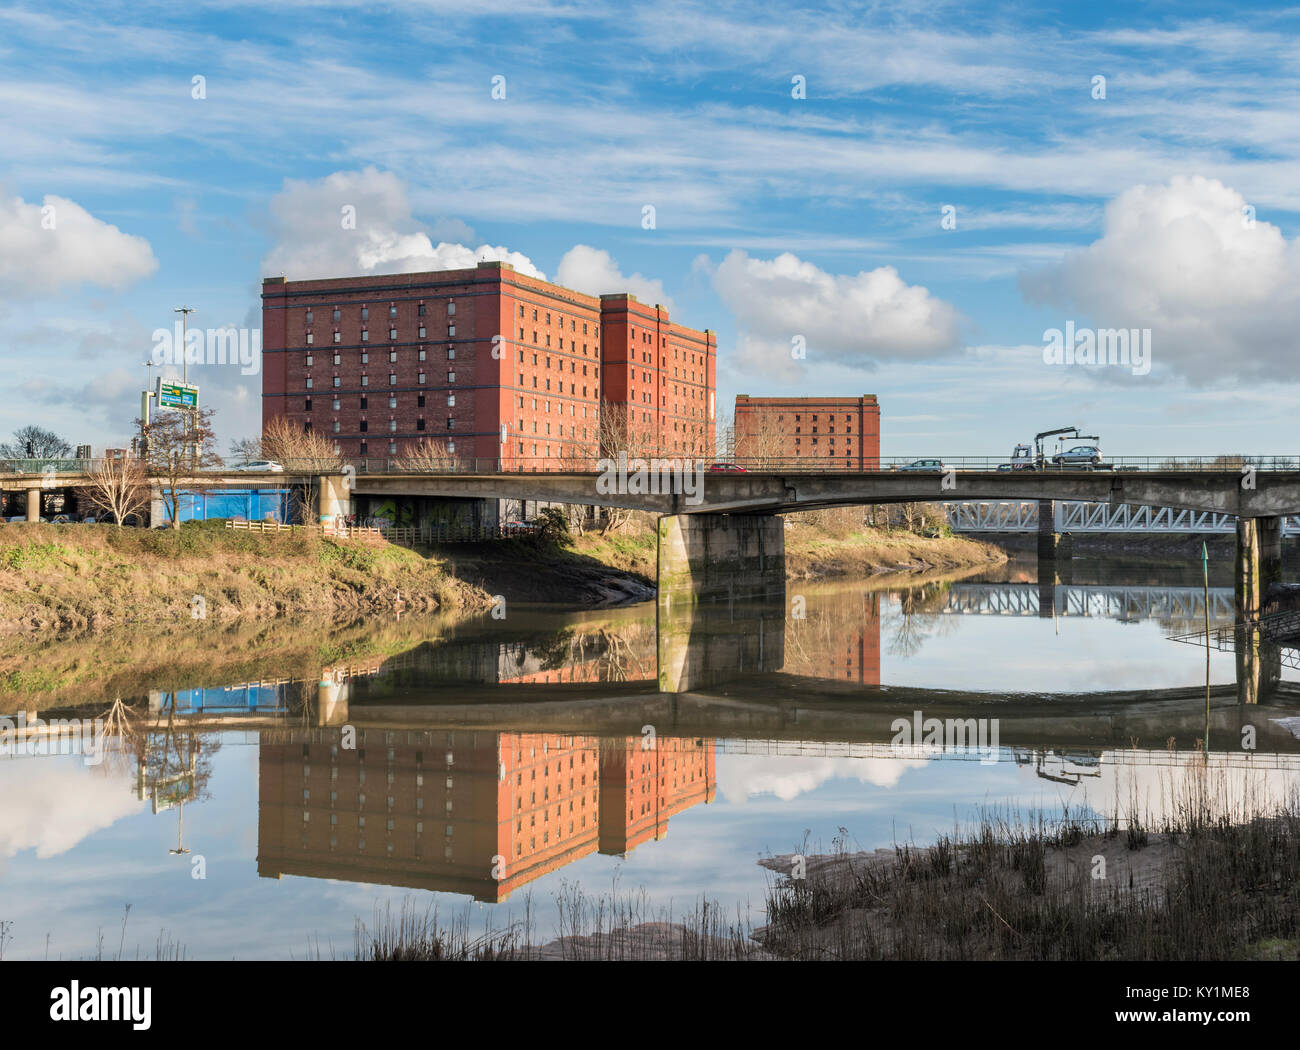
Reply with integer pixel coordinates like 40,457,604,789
447,371,455,383
389,350,397,362
418,372,426,384
305,333,313,345
333,331,340,343
389,328,397,340
418,327,426,338
305,354,313,367
305,377,313,389
361,329,368,342
361,375,369,386
305,397,312,411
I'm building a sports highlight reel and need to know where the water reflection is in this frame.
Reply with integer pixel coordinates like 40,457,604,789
257,730,715,902
4,559,1300,958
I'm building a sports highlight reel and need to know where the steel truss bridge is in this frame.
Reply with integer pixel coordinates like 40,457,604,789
940,583,1236,621
944,500,1300,534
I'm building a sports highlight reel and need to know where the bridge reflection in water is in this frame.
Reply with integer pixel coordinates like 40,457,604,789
118,576,1300,903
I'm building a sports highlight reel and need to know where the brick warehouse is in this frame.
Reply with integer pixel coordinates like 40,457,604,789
262,261,717,467
733,394,880,469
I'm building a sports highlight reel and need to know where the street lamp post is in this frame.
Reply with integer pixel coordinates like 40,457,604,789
173,307,196,467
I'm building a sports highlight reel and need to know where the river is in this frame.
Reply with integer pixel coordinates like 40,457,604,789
2,553,1297,959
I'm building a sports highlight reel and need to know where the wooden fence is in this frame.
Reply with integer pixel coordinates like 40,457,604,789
225,519,537,546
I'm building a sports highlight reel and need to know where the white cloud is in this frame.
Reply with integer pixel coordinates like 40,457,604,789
711,249,964,381
554,244,676,312
0,191,156,297
1018,175,1300,383
721,755,928,804
260,167,544,281
0,758,140,863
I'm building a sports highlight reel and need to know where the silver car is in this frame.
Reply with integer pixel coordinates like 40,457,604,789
1052,445,1103,467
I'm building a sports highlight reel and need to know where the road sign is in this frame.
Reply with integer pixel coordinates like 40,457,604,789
157,379,199,410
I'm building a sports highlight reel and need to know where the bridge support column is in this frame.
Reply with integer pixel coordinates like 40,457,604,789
1235,516,1283,704
1235,516,1282,622
1036,500,1072,561
25,486,41,522
657,513,785,610
318,474,351,525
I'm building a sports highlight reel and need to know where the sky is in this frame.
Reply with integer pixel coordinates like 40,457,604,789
2,0,1299,459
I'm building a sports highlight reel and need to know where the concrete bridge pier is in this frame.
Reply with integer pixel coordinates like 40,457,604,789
656,513,785,610
318,474,351,525
1235,516,1283,622
1036,499,1072,561
25,485,41,521
1235,515,1284,704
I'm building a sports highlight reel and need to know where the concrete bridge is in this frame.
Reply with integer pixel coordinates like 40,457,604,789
8,460,1298,637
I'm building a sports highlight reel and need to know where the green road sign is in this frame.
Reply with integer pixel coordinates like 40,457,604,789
157,379,199,410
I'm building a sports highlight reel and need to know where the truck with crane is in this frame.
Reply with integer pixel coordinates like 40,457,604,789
999,426,1109,471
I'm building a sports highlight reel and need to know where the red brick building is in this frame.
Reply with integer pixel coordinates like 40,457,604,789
257,728,715,901
733,394,880,469
261,262,716,466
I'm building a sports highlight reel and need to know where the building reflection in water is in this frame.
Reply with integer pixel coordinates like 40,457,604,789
257,730,715,902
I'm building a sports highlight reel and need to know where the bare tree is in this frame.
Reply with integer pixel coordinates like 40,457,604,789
260,416,344,523
137,407,222,530
733,410,788,469
82,455,150,526
229,436,262,464
404,436,467,471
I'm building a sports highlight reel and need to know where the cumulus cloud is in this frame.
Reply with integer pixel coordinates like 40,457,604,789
1018,175,1300,383
720,755,928,804
0,191,156,296
0,759,141,863
261,167,544,281
711,250,963,381
555,245,676,312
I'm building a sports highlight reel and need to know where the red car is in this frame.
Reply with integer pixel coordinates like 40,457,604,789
707,462,748,472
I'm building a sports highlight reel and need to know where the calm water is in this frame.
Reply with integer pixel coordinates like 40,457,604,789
3,555,1299,959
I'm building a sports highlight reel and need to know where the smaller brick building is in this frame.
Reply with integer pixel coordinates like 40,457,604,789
733,395,880,469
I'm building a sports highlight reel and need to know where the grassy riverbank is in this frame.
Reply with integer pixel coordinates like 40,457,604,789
0,522,491,636
0,612,468,711
558,514,1006,585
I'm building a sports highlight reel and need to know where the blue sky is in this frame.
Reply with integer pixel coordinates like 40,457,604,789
2,0,1299,457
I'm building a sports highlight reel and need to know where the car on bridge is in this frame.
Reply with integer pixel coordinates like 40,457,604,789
234,460,284,473
895,458,945,471
1051,445,1104,468
707,462,748,472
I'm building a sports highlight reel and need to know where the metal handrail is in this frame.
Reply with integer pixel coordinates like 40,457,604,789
4,454,1300,477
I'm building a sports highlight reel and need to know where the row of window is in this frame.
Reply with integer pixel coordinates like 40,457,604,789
305,301,455,323
306,325,454,344
305,395,426,411
305,349,450,366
